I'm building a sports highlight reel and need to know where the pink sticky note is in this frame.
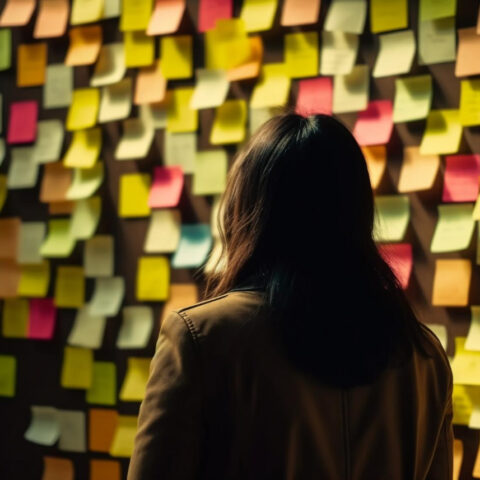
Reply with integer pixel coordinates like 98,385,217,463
353,100,393,147
28,298,56,340
378,243,413,290
442,154,480,203
148,166,184,208
198,0,232,32
295,77,332,117
7,100,38,144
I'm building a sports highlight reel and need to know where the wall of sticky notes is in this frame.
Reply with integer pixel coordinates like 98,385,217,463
1,0,480,478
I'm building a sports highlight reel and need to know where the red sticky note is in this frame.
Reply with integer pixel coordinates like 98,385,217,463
7,100,38,144
148,166,184,208
442,154,480,203
198,0,232,32
28,298,56,340
378,243,413,290
353,100,393,147
295,77,332,117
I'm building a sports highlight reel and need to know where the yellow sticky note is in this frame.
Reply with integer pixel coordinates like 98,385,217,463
0,355,16,397
124,30,154,67
119,357,151,401
54,265,85,308
166,88,198,133
160,35,192,79
210,99,247,145
120,0,153,31
452,383,476,425
393,75,432,123
373,195,410,242
370,0,407,33
17,42,47,87
0,175,7,212
250,63,291,108
61,345,93,389
432,259,471,306
63,128,102,169
71,0,104,25
86,361,117,406
193,150,228,195
2,298,29,338
420,109,462,155
460,79,480,127
109,415,137,457
136,256,169,301
18,260,50,297
118,173,151,218
451,337,480,385
240,0,278,32
361,145,386,190
397,146,440,192
419,0,456,21
284,31,318,78
66,88,100,131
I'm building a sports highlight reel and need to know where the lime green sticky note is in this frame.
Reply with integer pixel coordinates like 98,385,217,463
40,219,76,258
0,355,16,397
419,109,462,155
69,196,101,240
61,346,93,389
460,79,480,127
431,204,475,253
86,361,117,406
373,195,410,242
160,35,192,79
370,0,407,33
0,29,12,71
419,0,457,21
393,75,432,123
2,298,29,338
119,357,151,402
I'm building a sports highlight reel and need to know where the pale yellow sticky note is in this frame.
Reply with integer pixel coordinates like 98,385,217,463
373,30,416,78
452,383,477,425
370,0,407,33
332,64,369,114
65,25,102,66
18,261,50,297
66,88,100,131
465,306,480,351
71,0,104,25
44,64,73,109
114,117,154,160
361,145,386,190
431,204,475,253
67,307,106,349
210,99,247,145
61,346,93,389
66,163,104,200
193,149,228,195
120,0,152,31
160,35,192,79
136,256,169,301
118,173,151,218
54,266,85,308
373,195,410,242
240,0,277,32
69,197,101,240
418,18,456,66
109,415,137,457
393,75,432,123
190,69,229,109
164,131,196,174
90,43,126,87
250,63,291,108
17,222,46,264
98,78,132,123
144,209,181,253
84,235,114,277
119,358,151,401
397,146,440,192
2,298,29,338
124,30,154,67
320,31,358,75
166,88,198,133
40,219,76,258
17,43,47,86
460,79,480,127
63,128,102,169
432,259,471,307
324,0,367,34
451,337,480,385
419,109,462,155
284,31,318,78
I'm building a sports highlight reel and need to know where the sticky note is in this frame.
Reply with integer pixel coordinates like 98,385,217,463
65,25,102,66
69,197,101,240
0,0,35,26
320,31,358,75
144,209,181,253
134,59,167,105
226,35,263,82
42,457,74,480
109,415,137,457
353,100,393,146
90,43,126,87
63,128,102,168
88,409,118,451
296,77,332,116
280,0,320,26
393,75,432,123
2,299,28,337
18,261,50,297
71,0,103,24
17,43,47,86
164,131,196,173
373,195,410,242
466,306,480,351
332,65,369,114
442,154,480,203
84,235,114,278
136,256,169,301
0,260,20,298
240,0,277,32
43,64,73,109
0,176,5,213
172,224,213,268
193,150,227,195
362,145,386,190
87,277,125,317
432,259,471,306
250,63,290,108
61,346,93,389
370,0,407,33
33,119,65,164
7,147,39,189
24,406,60,445
66,163,104,200
160,35,192,79
284,31,318,78
324,0,367,34
17,222,46,265
86,363,117,406
99,78,132,123
148,166,184,208
419,110,462,155
40,219,75,258
456,27,480,78
124,30,154,68
419,0,457,21
0,355,15,397
210,99,247,144
7,100,38,144
90,460,121,480
398,146,440,192
452,338,480,388
33,0,69,38
161,283,198,321
119,173,151,218
28,298,56,339
139,99,168,129
198,0,232,32
117,306,153,349
418,18,456,65
68,307,106,349
103,0,121,18
39,162,72,203
0,29,11,70
54,266,85,308
66,88,100,131
373,30,415,78
460,79,480,126
166,88,197,133
120,0,153,31
58,410,86,452
115,118,154,160
190,69,229,109
378,243,413,289
119,357,151,401
0,217,20,259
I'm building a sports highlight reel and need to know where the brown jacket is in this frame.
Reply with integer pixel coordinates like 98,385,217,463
127,287,454,480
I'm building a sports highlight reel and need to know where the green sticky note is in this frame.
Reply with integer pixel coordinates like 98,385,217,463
393,75,433,123
0,29,11,71
86,361,117,405
0,355,16,397
419,0,457,21
373,195,410,242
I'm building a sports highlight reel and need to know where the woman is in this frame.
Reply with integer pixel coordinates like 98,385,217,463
127,112,453,479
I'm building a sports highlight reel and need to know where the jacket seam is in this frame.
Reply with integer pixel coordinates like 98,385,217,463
176,310,201,351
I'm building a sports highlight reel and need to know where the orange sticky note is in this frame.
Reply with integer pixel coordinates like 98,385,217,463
0,260,21,298
280,0,321,26
0,0,35,26
455,27,480,77
226,36,263,82
42,456,74,480
397,146,440,193
17,43,47,87
295,77,332,116
362,145,387,190
40,163,72,203
0,218,20,259
49,201,75,215
89,409,118,452
134,60,167,105
65,25,102,66
34,0,69,39
432,259,471,306
90,460,121,480
378,243,413,289
160,283,198,324
147,0,186,35
353,100,393,146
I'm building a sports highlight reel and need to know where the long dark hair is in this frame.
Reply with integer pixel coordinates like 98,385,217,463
202,110,436,388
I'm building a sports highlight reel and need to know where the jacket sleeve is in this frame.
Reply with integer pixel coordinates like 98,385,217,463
126,310,203,480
